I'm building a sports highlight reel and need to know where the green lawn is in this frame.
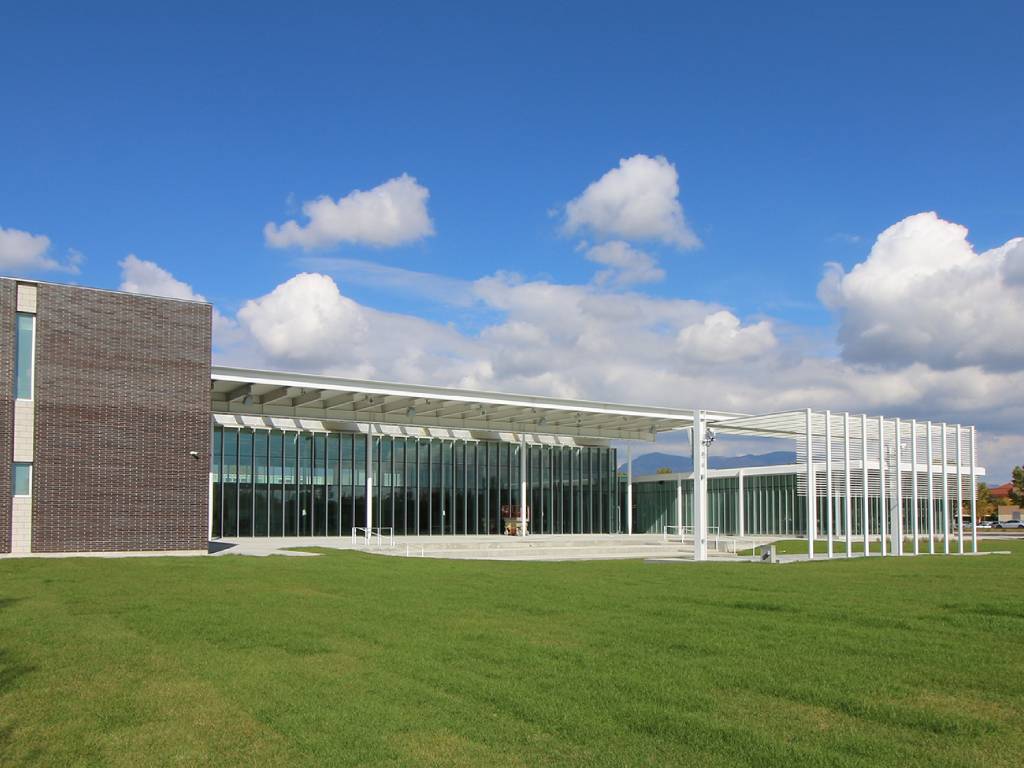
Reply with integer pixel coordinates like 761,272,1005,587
2,543,1023,767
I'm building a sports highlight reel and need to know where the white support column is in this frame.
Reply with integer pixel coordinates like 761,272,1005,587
692,409,708,561
825,410,834,559
893,417,903,557
208,471,215,540
626,445,633,535
956,425,964,555
942,423,950,555
519,433,528,536
970,426,978,554
927,421,935,554
365,430,374,538
878,416,888,557
737,468,745,539
843,412,852,558
911,419,919,555
861,414,869,555
806,408,817,560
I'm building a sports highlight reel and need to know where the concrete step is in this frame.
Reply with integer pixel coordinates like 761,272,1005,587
372,542,699,561
360,535,687,551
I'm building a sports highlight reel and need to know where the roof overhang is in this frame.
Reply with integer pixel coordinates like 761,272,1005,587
210,367,742,442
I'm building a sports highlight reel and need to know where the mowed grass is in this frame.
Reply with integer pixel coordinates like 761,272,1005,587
2,544,1024,767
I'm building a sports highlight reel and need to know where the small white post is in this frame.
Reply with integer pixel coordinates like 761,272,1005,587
626,445,633,535
956,425,964,555
806,409,816,560
365,430,374,540
861,413,869,555
893,417,903,556
737,468,745,539
911,419,919,555
692,409,708,561
878,416,888,557
970,426,978,554
927,421,935,554
520,432,528,536
843,412,852,558
942,423,950,555
825,410,834,558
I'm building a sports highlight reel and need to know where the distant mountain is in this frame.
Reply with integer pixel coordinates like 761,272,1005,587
619,451,797,475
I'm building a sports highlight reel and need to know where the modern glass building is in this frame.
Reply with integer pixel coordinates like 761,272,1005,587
211,425,620,538
0,276,987,561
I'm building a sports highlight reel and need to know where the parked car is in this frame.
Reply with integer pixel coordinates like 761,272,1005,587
995,520,1024,529
977,520,994,529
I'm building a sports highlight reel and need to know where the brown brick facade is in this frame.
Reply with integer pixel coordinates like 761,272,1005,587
0,281,14,553
30,283,211,552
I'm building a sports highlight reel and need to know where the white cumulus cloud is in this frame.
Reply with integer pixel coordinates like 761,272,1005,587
820,211,1024,372
264,174,434,250
585,240,665,286
119,254,206,301
0,226,82,273
237,273,370,366
677,311,777,363
564,155,700,248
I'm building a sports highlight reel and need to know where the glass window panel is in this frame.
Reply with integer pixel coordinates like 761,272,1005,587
211,426,222,537
408,438,420,535
418,438,430,535
284,432,298,536
237,430,254,536
378,436,392,532
313,433,327,536
341,433,354,532
12,462,31,496
269,430,284,536
572,449,581,534
222,429,238,536
254,430,269,536
327,433,340,536
489,442,500,533
298,433,312,536
14,313,34,399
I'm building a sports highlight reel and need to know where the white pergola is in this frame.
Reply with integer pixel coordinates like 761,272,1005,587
709,409,983,560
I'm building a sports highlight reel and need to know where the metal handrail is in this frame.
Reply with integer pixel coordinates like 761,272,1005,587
372,527,395,548
663,524,721,547
351,527,395,548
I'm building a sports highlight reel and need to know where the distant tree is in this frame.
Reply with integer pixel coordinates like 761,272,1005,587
656,467,673,474
1011,466,1024,507
976,482,996,520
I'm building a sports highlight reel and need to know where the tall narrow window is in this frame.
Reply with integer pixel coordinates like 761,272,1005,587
13,463,32,496
15,313,35,399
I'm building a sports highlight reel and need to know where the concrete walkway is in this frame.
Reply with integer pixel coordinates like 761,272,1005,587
212,533,784,562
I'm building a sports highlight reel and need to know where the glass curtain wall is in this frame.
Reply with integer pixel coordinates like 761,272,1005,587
211,425,618,537
631,474,809,536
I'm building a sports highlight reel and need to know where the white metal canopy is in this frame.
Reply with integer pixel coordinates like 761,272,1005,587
210,366,741,441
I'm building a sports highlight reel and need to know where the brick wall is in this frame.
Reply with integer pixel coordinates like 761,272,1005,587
31,284,211,552
0,281,14,553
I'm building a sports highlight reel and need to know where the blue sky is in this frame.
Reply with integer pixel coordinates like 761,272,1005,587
2,2,1023,478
